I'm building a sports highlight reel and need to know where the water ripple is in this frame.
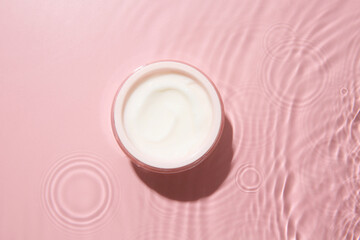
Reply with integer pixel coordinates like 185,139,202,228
302,87,343,158
41,153,119,234
341,80,360,154
204,149,278,220
236,165,263,193
301,77,359,165
297,140,352,216
340,87,349,96
261,39,331,110
330,173,360,239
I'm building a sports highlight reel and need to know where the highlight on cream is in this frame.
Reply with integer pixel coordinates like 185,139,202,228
112,61,224,172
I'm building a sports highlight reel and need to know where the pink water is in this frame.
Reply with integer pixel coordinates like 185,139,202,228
0,0,359,239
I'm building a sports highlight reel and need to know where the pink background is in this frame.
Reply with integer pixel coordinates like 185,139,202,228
1,0,360,239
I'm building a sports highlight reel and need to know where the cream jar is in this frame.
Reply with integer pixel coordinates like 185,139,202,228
112,61,224,173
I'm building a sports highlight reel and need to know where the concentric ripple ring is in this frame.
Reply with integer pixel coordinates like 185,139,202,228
41,153,118,234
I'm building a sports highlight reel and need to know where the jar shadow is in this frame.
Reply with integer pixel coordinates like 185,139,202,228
132,117,234,201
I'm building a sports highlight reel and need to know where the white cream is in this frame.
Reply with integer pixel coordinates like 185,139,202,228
113,61,223,170
123,73,213,167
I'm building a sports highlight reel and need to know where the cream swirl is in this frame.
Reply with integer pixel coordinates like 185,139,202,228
123,73,213,168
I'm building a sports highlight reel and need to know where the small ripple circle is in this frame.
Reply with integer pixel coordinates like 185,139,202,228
340,87,348,96
236,165,263,192
41,154,118,234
